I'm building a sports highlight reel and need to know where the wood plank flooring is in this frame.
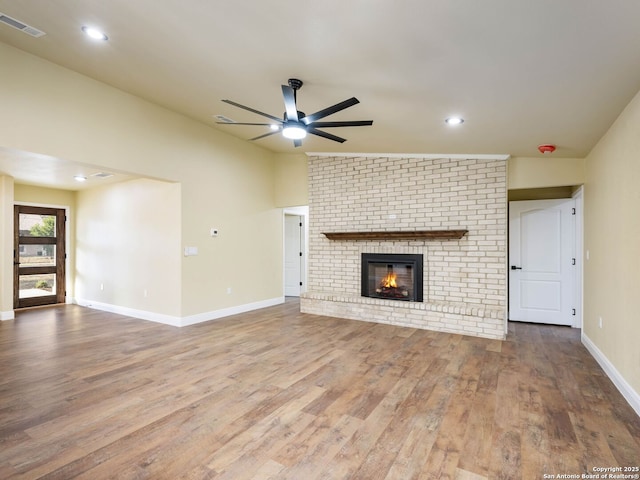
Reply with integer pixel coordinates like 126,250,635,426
0,299,638,479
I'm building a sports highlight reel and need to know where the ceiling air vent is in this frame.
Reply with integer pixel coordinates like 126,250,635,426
91,172,114,179
0,12,46,38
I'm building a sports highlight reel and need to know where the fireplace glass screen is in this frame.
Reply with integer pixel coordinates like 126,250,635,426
361,253,423,302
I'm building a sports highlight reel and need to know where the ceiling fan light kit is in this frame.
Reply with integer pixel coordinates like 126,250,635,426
282,124,307,139
218,78,373,147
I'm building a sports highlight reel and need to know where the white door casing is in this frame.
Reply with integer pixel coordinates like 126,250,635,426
509,199,576,326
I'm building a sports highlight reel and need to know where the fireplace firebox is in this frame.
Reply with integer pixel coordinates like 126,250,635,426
361,253,423,302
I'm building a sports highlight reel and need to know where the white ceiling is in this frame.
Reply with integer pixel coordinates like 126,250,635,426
0,147,137,191
1,0,640,189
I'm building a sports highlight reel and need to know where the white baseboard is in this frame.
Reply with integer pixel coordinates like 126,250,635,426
582,332,640,417
180,297,285,326
75,299,182,327
74,297,285,328
1,310,15,321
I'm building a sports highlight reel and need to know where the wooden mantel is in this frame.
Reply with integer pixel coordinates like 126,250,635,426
322,230,468,241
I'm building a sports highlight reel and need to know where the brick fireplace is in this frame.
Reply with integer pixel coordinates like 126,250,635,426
300,155,508,340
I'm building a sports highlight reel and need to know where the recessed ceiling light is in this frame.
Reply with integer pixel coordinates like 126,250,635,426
74,175,87,182
81,26,108,41
445,117,464,126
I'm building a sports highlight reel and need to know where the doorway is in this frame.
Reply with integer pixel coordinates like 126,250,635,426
509,198,577,326
14,205,66,308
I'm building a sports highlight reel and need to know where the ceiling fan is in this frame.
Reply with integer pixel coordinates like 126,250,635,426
218,78,373,147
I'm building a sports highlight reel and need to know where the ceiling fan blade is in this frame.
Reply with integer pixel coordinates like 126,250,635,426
222,99,282,122
301,97,360,124
309,120,373,128
216,122,277,126
281,85,299,122
249,130,280,141
307,128,347,143
293,139,303,148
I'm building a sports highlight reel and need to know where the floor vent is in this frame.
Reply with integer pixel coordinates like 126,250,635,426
0,12,46,38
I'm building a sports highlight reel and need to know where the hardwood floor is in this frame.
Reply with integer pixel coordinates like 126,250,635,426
1,300,638,479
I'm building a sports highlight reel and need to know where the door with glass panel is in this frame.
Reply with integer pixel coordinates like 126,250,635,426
14,205,66,308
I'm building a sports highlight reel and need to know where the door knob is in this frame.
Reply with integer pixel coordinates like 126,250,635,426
511,265,522,270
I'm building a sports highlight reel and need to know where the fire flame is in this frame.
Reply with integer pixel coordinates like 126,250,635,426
380,272,398,289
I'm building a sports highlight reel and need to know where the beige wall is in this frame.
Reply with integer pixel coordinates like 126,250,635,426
508,156,585,190
584,89,640,397
274,153,308,207
0,42,283,319
0,176,14,318
272,154,587,208
76,179,182,316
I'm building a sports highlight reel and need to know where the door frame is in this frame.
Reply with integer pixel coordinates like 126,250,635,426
572,186,584,329
14,202,71,308
283,206,308,297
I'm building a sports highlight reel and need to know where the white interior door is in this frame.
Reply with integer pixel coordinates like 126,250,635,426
509,199,575,325
284,214,303,296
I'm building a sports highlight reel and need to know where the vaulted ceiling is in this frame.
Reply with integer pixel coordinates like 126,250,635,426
1,0,640,188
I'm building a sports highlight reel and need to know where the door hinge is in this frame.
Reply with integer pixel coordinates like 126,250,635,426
299,222,302,227
572,258,576,265
572,308,576,316
572,207,576,215
299,252,302,256
299,282,303,286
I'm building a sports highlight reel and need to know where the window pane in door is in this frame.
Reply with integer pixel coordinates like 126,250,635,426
19,245,56,267
19,213,56,237
19,274,56,298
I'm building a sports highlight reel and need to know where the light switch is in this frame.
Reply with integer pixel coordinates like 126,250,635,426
184,246,198,256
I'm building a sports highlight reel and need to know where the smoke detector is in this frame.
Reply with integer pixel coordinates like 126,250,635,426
538,144,556,154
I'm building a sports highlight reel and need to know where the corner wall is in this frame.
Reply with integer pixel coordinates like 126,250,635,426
0,176,14,319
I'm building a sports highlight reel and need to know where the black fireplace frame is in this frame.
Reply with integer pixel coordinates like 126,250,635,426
361,253,424,302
